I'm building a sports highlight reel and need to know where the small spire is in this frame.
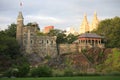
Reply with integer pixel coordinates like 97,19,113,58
84,13,87,17
93,11,98,20
83,13,88,24
80,13,89,34
90,11,99,31
17,11,24,19
94,11,97,16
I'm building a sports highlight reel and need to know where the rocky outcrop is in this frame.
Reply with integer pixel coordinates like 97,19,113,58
84,48,112,65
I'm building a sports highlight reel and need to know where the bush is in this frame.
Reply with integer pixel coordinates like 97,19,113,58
104,71,120,76
4,68,19,77
52,69,64,77
3,64,30,77
64,69,73,76
30,65,52,77
17,64,30,77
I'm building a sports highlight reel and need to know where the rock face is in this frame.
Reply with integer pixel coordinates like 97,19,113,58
84,48,112,65
47,53,94,73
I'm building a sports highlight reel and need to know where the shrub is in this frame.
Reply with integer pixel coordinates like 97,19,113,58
3,68,19,77
3,64,30,77
17,64,30,77
30,65,52,77
64,69,73,76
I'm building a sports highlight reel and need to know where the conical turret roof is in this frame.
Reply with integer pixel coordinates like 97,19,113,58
17,11,24,19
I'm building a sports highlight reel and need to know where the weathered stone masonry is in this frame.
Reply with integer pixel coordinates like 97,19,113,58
16,12,57,58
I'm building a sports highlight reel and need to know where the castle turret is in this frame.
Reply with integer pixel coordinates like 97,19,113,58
90,12,99,31
16,12,24,47
80,13,89,34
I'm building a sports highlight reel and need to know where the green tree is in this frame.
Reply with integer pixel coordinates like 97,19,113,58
93,16,120,48
4,23,16,38
48,29,78,44
0,23,30,76
0,32,20,58
96,48,120,73
105,48,120,72
26,22,40,30
66,33,78,44
48,29,67,44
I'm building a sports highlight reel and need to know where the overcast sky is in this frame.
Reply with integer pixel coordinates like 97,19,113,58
0,0,120,31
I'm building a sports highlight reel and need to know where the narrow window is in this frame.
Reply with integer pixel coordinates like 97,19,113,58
42,40,44,44
31,40,34,44
47,40,49,44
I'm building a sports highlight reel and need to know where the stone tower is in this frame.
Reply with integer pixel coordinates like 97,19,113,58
80,13,89,34
16,12,24,47
90,12,99,31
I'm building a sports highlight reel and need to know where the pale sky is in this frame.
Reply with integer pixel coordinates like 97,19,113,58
0,0,120,31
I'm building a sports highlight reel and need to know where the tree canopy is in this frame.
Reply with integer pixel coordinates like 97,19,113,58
0,24,30,75
93,16,120,48
47,29,78,44
4,23,16,38
96,48,120,73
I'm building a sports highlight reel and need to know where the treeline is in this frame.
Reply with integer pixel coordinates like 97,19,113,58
92,16,120,48
0,24,30,77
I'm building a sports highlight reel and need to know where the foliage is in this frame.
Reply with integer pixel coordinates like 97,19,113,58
52,69,64,77
47,29,78,44
4,23,16,37
4,64,30,77
14,56,30,77
1,76,120,80
26,22,40,30
93,16,120,48
30,65,52,77
0,23,30,77
48,29,67,44
4,68,19,77
37,32,46,36
0,31,20,58
104,48,120,72
96,48,120,73
0,54,12,72
81,48,87,54
64,69,73,76
3,56,30,77
66,33,78,44
44,55,51,60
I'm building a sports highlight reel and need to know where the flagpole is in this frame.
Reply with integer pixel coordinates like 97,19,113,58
19,0,22,12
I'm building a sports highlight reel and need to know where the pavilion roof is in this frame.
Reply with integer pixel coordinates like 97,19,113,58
79,33,102,38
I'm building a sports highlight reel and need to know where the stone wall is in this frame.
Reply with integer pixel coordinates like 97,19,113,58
22,26,57,58
58,44,79,55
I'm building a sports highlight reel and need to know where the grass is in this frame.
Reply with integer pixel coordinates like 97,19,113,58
1,76,120,80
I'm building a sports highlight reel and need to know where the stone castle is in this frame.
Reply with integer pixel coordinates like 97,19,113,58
79,12,99,34
16,12,57,58
16,11,104,60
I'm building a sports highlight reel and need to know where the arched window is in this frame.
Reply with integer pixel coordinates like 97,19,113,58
47,40,49,44
31,40,34,44
42,40,44,44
